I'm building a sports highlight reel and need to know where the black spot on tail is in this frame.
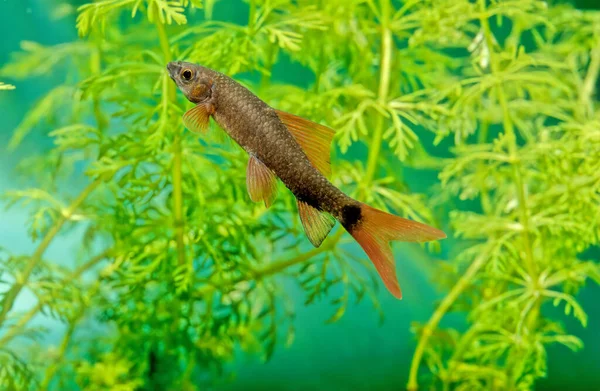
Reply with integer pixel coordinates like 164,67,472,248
341,204,362,232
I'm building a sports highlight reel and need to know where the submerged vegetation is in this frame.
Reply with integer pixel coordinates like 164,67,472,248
0,0,599,390
0,82,15,90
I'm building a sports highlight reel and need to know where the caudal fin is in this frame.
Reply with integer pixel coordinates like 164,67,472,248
344,204,446,299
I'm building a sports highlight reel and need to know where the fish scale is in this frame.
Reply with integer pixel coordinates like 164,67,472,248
212,70,349,215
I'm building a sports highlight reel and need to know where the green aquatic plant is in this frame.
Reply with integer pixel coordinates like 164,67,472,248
0,0,598,390
0,82,15,90
406,1,600,390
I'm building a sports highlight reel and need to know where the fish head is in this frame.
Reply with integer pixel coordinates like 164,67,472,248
167,61,214,104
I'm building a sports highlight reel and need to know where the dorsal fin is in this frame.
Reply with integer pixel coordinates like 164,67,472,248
182,102,214,134
247,154,278,208
275,110,336,177
297,200,336,247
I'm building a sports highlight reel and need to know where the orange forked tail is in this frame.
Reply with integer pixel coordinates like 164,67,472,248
346,204,446,299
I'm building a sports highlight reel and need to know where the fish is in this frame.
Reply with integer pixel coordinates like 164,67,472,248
166,61,446,299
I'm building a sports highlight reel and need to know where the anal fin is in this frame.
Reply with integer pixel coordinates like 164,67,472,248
297,200,336,247
247,154,278,207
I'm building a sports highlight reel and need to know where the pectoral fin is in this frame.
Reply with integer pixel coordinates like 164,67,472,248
297,200,336,247
247,154,278,207
182,103,214,134
275,110,336,177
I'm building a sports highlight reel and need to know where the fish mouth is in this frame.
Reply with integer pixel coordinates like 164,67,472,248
166,61,182,80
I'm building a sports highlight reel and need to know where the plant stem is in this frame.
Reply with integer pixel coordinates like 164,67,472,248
478,0,536,280
248,0,257,34
314,46,325,93
39,320,77,390
483,1,540,386
478,121,492,214
260,44,278,90
579,43,600,120
0,180,101,328
91,33,106,132
156,16,186,267
364,0,392,188
194,230,344,297
407,249,490,391
40,278,104,390
0,249,110,347
500,100,536,276
254,230,344,279
313,0,325,94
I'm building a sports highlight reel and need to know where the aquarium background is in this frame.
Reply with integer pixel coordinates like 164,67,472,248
1,0,599,390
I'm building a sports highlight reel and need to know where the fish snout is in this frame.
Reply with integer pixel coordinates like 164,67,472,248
166,61,182,79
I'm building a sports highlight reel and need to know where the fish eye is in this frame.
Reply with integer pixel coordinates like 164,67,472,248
181,69,193,81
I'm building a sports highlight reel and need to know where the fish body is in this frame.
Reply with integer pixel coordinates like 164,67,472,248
167,61,446,299
168,62,351,219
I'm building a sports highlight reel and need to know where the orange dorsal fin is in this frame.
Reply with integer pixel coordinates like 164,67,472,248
275,110,335,177
182,103,214,134
297,200,336,247
247,154,278,208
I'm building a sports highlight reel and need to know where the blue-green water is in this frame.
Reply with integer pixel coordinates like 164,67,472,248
1,1,600,390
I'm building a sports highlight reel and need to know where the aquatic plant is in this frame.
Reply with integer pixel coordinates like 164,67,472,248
406,1,600,390
0,0,598,390
0,82,15,90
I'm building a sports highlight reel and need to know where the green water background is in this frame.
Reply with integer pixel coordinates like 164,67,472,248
1,0,599,389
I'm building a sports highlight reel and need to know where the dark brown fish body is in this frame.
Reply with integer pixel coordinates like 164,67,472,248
170,62,357,223
167,61,446,299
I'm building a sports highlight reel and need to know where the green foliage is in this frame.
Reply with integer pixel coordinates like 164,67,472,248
0,82,15,90
406,1,600,390
0,0,598,390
